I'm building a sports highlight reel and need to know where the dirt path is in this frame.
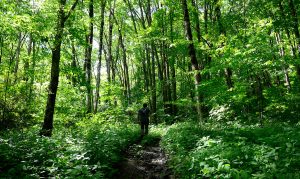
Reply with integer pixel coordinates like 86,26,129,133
114,138,173,179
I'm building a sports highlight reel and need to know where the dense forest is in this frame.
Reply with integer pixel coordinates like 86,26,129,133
1,0,300,178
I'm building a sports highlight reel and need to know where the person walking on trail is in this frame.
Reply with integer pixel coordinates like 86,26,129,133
138,103,150,135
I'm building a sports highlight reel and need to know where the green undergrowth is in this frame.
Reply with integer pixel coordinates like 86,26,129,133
0,114,140,178
161,121,300,178
140,124,166,146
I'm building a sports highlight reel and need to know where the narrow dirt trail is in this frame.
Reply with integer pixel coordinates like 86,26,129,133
114,138,173,179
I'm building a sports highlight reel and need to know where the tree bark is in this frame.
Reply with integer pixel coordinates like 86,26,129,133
94,0,106,113
124,0,137,33
41,0,79,137
0,36,3,64
107,0,116,83
85,0,94,114
170,9,177,115
24,34,32,82
288,0,300,79
14,32,24,82
71,41,77,85
275,32,292,91
181,0,203,122
119,28,131,104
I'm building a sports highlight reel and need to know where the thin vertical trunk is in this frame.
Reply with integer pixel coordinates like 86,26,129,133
191,0,201,43
138,0,146,29
29,41,36,100
85,0,94,114
94,0,106,113
170,9,177,115
0,36,3,64
119,29,131,104
278,1,296,56
288,0,300,79
275,32,292,91
203,0,212,78
107,0,116,83
14,32,24,82
142,46,149,92
150,43,157,123
146,0,152,26
204,0,208,34
214,0,233,89
71,41,77,85
181,0,203,122
24,34,32,82
41,0,79,137
124,0,137,33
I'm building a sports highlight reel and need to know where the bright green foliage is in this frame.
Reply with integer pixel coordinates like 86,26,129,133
0,110,140,178
161,121,300,178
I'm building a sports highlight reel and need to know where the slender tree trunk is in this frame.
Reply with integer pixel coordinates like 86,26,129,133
214,0,233,89
181,0,203,122
170,9,177,115
0,36,3,64
29,41,36,100
107,0,115,83
71,41,77,85
150,43,157,123
119,29,131,104
275,32,292,91
85,0,94,114
278,1,296,56
41,0,79,137
94,0,106,113
124,0,137,33
24,34,32,82
142,46,149,92
138,0,146,29
288,0,300,79
14,32,24,82
146,0,152,26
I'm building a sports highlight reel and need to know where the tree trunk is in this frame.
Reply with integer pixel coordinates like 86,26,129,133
138,0,146,29
14,32,24,82
150,43,157,123
181,0,203,122
85,0,94,114
288,0,300,79
94,0,106,113
170,9,177,115
107,0,116,83
214,0,233,89
29,40,36,100
124,0,137,33
275,32,292,91
0,36,3,64
41,0,79,137
278,1,296,57
24,34,32,82
119,28,131,104
71,41,77,85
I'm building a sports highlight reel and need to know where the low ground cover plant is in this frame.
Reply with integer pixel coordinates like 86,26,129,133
161,121,300,178
0,112,140,178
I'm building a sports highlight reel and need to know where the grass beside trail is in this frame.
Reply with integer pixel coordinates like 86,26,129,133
160,121,300,178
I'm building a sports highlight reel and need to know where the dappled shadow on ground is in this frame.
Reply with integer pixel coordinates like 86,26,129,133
114,138,173,179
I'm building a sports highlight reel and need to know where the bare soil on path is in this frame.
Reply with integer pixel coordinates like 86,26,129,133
114,137,173,179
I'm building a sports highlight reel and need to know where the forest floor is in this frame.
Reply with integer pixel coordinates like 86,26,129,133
114,136,173,179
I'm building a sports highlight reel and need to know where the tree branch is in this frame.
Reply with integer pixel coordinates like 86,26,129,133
64,0,79,21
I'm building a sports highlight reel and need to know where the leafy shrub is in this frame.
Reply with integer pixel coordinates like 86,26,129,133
0,113,140,178
161,121,300,178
